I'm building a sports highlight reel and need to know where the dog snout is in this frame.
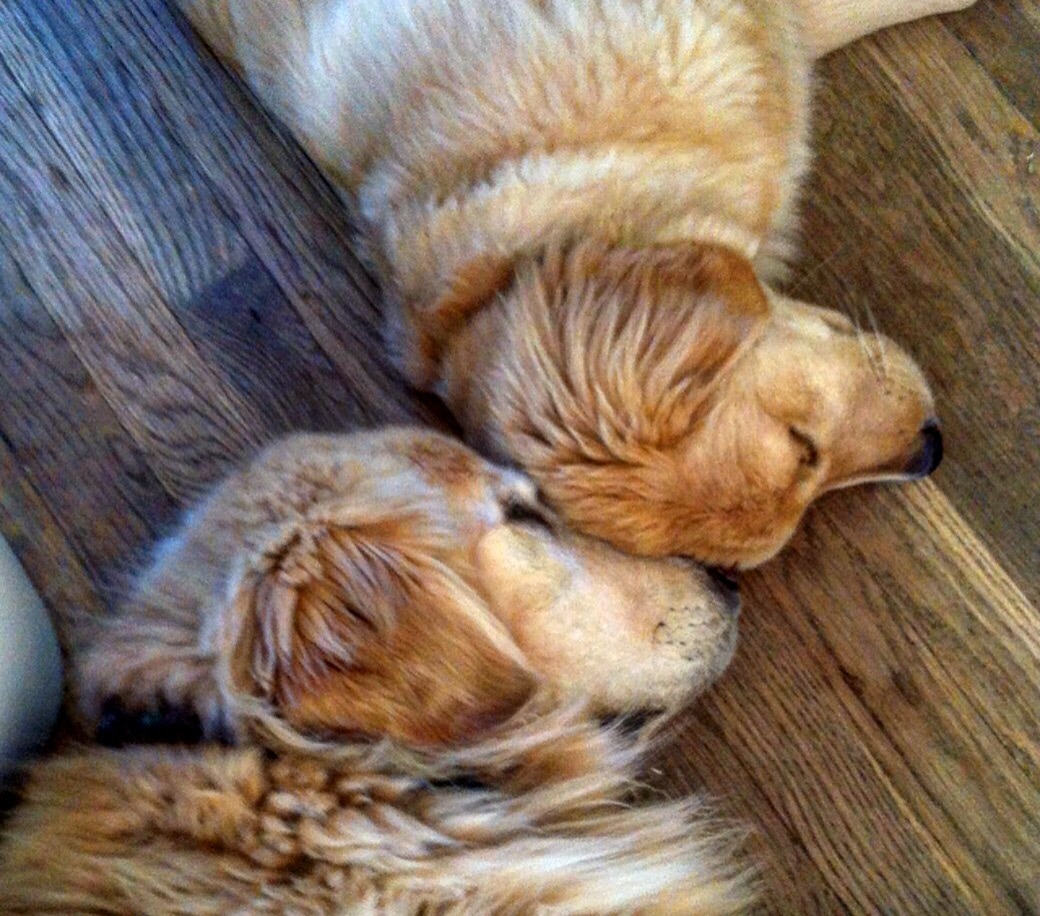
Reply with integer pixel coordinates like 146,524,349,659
906,419,943,478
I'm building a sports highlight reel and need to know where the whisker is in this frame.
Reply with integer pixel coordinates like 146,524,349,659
860,298,890,379
850,302,883,381
788,244,850,296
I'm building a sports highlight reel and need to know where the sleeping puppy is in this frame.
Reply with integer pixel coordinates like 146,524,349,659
78,427,740,741
174,0,961,568
0,429,750,914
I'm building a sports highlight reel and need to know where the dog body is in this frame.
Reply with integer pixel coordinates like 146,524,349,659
182,0,810,289
178,0,944,568
1,429,749,914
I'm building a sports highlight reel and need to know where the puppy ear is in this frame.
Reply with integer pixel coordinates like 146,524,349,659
508,241,770,455
224,525,536,748
604,243,769,442
652,243,770,382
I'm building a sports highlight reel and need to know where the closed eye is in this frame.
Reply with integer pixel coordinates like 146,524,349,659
788,426,819,468
503,498,553,529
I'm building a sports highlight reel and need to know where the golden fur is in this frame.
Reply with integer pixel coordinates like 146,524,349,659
175,0,950,568
0,711,752,914
78,427,739,736
1,429,751,914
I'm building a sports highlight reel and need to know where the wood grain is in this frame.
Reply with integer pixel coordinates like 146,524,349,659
655,480,1039,912
0,242,176,606
0,0,1036,912
793,16,1040,606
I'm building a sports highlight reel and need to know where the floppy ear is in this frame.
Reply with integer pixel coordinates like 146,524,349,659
505,240,770,457
605,242,769,437
648,242,770,388
224,525,536,749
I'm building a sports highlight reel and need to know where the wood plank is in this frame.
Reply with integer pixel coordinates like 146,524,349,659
0,241,178,614
658,483,1038,911
0,2,243,306
66,0,417,425
945,0,1040,128
0,0,423,495
177,253,398,435
0,23,271,500
791,483,1038,907
792,18,1040,607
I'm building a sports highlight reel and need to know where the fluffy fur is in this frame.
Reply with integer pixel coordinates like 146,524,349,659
174,0,958,568
0,429,751,914
0,709,753,914
77,427,739,737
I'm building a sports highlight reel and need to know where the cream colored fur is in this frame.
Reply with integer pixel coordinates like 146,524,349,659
180,0,810,369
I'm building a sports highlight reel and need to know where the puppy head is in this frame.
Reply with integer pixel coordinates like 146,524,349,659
701,295,939,565
207,429,737,750
452,242,937,568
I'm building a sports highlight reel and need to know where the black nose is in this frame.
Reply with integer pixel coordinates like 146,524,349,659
906,420,943,477
707,566,740,595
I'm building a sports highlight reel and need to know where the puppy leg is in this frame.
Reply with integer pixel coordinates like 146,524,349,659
797,0,978,57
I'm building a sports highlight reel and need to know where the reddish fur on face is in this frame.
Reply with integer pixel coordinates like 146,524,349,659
439,238,934,567
444,239,768,448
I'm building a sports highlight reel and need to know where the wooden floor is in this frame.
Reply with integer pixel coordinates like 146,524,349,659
1,0,1037,911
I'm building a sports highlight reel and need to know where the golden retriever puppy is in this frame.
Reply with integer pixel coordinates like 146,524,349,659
78,427,739,741
0,429,750,914
176,0,959,568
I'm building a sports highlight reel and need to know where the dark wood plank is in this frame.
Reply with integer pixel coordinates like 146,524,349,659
81,0,416,425
0,435,103,654
945,0,1040,128
0,0,424,499
177,256,386,435
0,49,267,499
